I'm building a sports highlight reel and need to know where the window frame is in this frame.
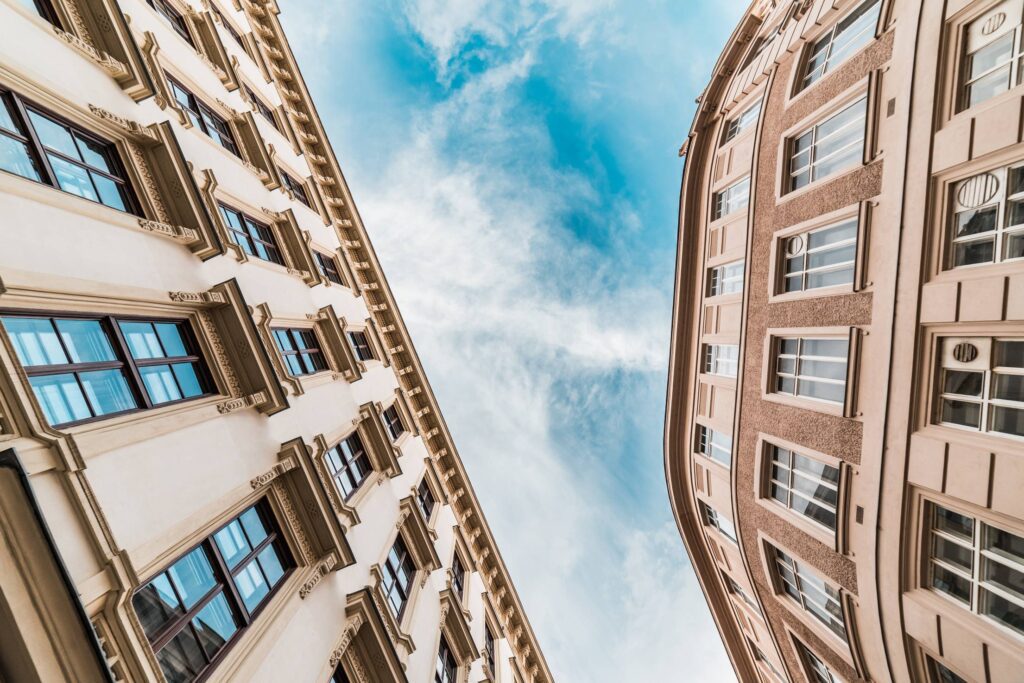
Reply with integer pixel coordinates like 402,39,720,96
712,176,750,221
796,0,882,93
695,423,732,468
0,89,141,215
382,535,417,620
702,343,739,378
955,2,1024,114
796,639,842,683
699,501,738,544
314,250,345,286
415,477,436,523
435,635,458,683
280,169,311,208
0,311,216,428
271,327,329,377
768,543,848,642
218,204,285,265
381,404,405,442
768,333,854,413
722,99,762,144
147,0,195,47
933,336,1024,441
347,330,375,362
18,0,62,26
776,217,859,295
763,441,841,534
785,96,868,194
945,164,1024,271
323,432,373,501
244,86,279,132
166,76,240,157
707,259,745,297
130,500,294,683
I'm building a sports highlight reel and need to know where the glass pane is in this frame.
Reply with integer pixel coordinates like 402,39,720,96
1006,232,1024,261
140,365,183,404
967,33,1014,80
172,363,203,398
995,340,1024,368
800,359,846,380
79,369,136,415
942,370,983,397
813,143,861,180
967,67,1013,108
74,134,111,172
155,323,188,357
981,589,1024,635
954,238,995,266
156,628,206,683
192,592,238,659
239,507,268,546
817,99,865,140
132,573,182,639
941,399,982,428
214,520,251,569
801,339,847,358
234,561,269,613
988,526,1024,563
219,206,242,229
807,267,855,289
273,329,294,351
27,111,78,158
0,97,20,133
168,546,217,609
119,321,163,359
990,406,1024,437
55,319,115,363
0,134,42,181
257,545,285,586
807,244,856,269
933,535,973,572
935,506,974,541
284,355,304,375
932,564,971,603
3,317,66,366
29,374,91,424
799,379,846,403
92,173,127,212
984,558,1024,599
1006,199,1024,228
48,156,98,202
955,207,997,236
993,373,1024,402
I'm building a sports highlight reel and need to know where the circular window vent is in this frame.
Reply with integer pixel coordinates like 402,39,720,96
953,342,979,363
957,173,999,209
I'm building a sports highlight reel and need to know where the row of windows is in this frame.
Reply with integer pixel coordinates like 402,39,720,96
0,312,383,429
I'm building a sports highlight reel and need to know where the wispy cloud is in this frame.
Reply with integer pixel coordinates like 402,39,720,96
281,0,744,680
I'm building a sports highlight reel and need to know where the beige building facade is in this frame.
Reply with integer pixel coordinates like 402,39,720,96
0,1,552,682
665,0,1024,682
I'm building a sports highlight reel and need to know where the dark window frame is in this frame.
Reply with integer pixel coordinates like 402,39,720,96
131,500,294,683
416,478,435,521
314,250,344,285
484,626,495,674
245,86,279,131
280,170,311,208
382,535,416,619
21,0,62,25
451,553,466,599
271,327,328,377
347,330,374,361
381,405,405,441
147,0,195,46
212,5,248,54
0,89,141,215
218,204,284,265
0,310,215,428
167,76,240,156
324,432,373,500
435,635,457,683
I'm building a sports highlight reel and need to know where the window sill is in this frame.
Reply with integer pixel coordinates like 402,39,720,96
760,391,847,418
755,495,838,551
775,163,867,206
767,284,857,305
916,422,1024,451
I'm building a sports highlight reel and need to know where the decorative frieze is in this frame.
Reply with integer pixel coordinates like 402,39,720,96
88,105,157,142
250,460,297,489
53,27,128,80
328,613,365,666
137,219,200,244
167,290,227,305
298,554,337,599
215,391,266,414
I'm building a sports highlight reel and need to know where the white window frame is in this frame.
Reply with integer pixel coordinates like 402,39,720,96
700,501,737,544
787,98,867,193
799,0,882,91
713,177,750,220
696,424,732,468
958,1,1024,112
773,336,850,406
747,638,788,683
704,344,739,378
766,443,841,532
935,337,1024,441
797,640,841,683
708,260,745,297
770,545,847,640
780,218,857,293
724,573,761,615
947,164,1024,270
723,100,762,143
925,501,1024,639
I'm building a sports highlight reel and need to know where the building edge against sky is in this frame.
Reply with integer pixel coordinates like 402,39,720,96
666,0,1024,682
0,0,552,681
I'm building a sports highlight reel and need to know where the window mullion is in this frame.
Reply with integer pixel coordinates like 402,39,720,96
10,94,59,188
108,316,153,410
211,537,251,625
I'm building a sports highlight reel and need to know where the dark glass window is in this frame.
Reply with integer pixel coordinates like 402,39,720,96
484,626,495,673
132,501,292,683
381,405,405,441
0,90,139,213
18,0,61,25
147,0,194,46
330,666,351,683
451,554,466,598
218,204,284,265
382,536,415,617
324,433,372,499
315,251,344,285
280,170,311,207
167,77,239,156
272,328,327,377
416,479,435,521
435,636,457,683
1,314,212,427
245,87,279,131
348,331,374,361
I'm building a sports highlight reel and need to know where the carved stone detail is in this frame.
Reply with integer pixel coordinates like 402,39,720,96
274,480,316,564
250,460,296,489
215,391,266,414
197,311,243,398
328,613,365,666
125,143,172,223
298,554,337,599
53,27,128,79
168,290,227,304
88,105,157,142
138,219,199,244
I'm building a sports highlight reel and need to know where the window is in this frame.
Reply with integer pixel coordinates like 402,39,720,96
218,205,284,265
774,337,849,405
723,100,762,143
699,501,737,543
959,3,1024,111
213,7,248,53
325,433,372,499
799,0,881,91
937,338,1024,438
1,314,212,427
484,626,496,674
0,91,139,213
724,573,761,614
926,657,968,683
18,0,60,25
382,536,415,617
771,545,846,639
147,0,194,46
788,98,867,192
748,638,787,682
272,328,328,377
381,405,405,441
245,87,279,131
330,666,351,683
435,636,457,683
781,218,857,292
280,170,311,208
949,165,1024,268
451,554,466,598
713,177,750,220
703,344,739,378
696,424,732,467
927,503,1024,636
315,251,344,285
416,478,435,521
167,77,239,156
348,331,374,362
131,502,292,683
708,260,744,297
798,641,839,683
767,444,840,531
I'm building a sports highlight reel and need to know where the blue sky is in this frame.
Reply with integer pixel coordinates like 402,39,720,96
280,1,746,680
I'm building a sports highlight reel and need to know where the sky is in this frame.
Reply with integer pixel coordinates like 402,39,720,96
279,1,748,680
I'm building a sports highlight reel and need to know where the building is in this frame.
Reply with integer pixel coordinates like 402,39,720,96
0,0,551,681
665,0,1024,682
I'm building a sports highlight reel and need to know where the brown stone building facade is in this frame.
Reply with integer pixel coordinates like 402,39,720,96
0,0,552,681
665,0,1024,681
